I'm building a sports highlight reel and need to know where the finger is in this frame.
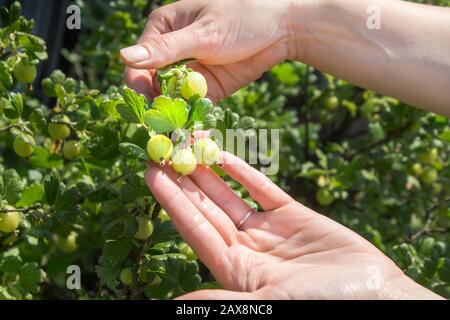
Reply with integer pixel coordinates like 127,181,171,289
220,152,293,211
120,21,207,69
189,165,253,225
175,289,257,300
159,165,237,244
124,68,159,99
145,164,228,271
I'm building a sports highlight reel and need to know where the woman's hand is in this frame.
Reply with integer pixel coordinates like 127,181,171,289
145,152,441,300
122,0,450,115
120,0,297,101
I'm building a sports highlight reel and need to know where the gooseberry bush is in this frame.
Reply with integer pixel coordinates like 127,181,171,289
0,0,449,300
0,2,237,300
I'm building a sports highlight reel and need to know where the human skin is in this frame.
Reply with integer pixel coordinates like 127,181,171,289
121,0,450,115
122,0,449,299
145,152,442,299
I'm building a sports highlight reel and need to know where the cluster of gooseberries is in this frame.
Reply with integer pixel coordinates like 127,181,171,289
147,134,220,176
13,113,83,160
411,148,440,189
147,69,220,175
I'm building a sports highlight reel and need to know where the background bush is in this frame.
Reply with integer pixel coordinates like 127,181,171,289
0,0,448,299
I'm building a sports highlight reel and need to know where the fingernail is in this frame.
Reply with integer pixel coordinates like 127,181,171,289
120,45,150,63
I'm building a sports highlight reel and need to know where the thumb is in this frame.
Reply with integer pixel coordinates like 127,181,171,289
120,24,204,69
175,289,258,300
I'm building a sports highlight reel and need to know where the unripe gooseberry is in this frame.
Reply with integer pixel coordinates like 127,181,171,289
119,268,133,286
411,163,423,176
13,134,35,158
178,242,197,261
315,188,334,206
151,275,161,285
134,216,154,240
147,134,173,164
158,209,170,222
193,138,220,166
48,115,71,140
420,168,438,185
57,231,78,254
171,148,197,176
432,183,442,195
13,58,37,84
180,71,208,100
324,96,339,111
418,148,438,164
0,206,21,233
63,140,82,160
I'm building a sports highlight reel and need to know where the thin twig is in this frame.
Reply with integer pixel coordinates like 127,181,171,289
79,173,127,201
131,239,148,299
0,123,19,132
0,203,42,213
345,121,412,160
409,196,450,242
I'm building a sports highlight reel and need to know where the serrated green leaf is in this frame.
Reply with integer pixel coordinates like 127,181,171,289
29,108,47,133
96,255,120,291
119,142,149,161
0,61,13,89
2,169,24,204
43,169,61,206
186,98,214,129
16,183,44,207
41,78,56,97
29,147,64,169
116,88,146,123
19,262,45,294
3,92,23,119
144,96,187,132
103,238,133,267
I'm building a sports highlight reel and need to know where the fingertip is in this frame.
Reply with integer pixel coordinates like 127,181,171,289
124,68,154,99
120,45,151,65
144,162,163,188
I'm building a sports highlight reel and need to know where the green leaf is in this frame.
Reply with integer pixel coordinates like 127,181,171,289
29,108,47,133
96,255,120,291
237,116,255,130
145,254,201,295
224,109,239,129
439,130,450,143
3,92,23,119
438,258,450,282
144,96,187,132
41,78,56,97
0,61,13,89
119,142,149,161
119,175,148,204
271,62,300,86
29,147,64,169
88,122,120,160
16,183,44,207
43,169,61,206
186,98,214,128
19,262,45,294
0,254,22,273
103,238,133,267
2,169,24,204
116,88,146,123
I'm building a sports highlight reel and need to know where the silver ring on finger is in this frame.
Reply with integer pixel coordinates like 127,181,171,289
236,209,256,230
